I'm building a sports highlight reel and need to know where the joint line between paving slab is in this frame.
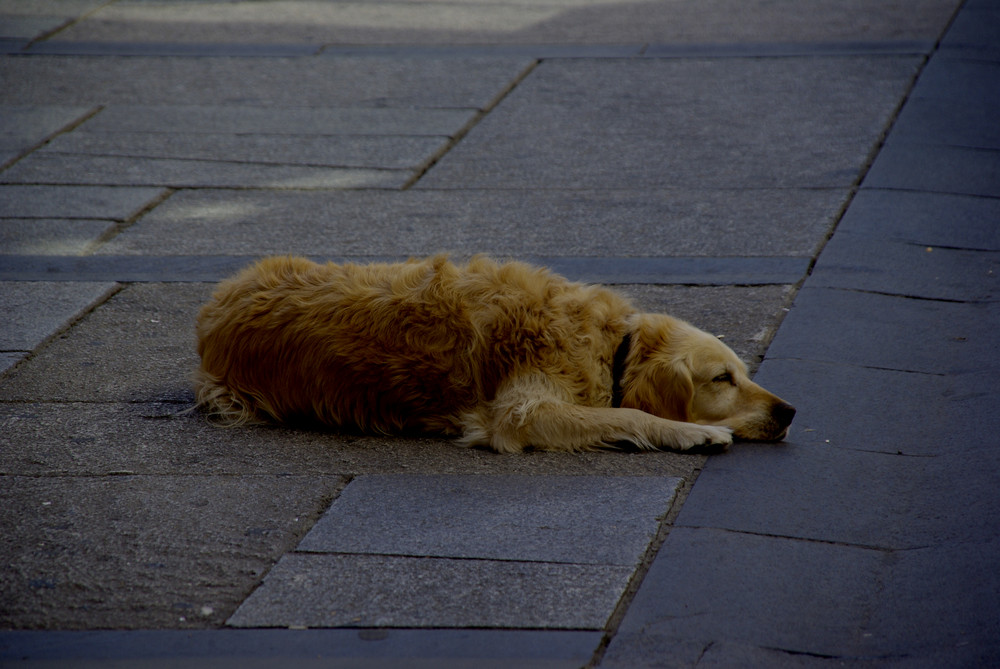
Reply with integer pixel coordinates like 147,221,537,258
16,40,936,60
674,525,903,554
402,60,539,190
0,106,104,172
586,462,706,668
291,549,626,568
794,46,935,292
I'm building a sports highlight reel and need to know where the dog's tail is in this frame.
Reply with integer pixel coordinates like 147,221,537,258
191,368,264,427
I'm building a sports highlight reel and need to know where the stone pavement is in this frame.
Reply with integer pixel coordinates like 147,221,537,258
0,0,997,666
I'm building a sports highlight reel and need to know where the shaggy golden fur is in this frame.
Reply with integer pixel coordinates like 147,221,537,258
194,255,794,452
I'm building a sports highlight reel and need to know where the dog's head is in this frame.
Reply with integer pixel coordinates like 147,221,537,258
621,314,795,441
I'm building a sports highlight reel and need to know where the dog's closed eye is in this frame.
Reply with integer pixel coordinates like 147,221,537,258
712,372,734,385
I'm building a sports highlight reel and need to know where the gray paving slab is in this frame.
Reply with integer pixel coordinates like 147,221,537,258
0,474,344,629
0,280,116,351
0,282,790,404
0,351,25,374
0,105,93,154
2,153,410,189
94,188,846,258
862,140,1000,197
50,0,961,45
834,189,1000,251
298,474,680,565
765,286,999,375
0,57,531,109
603,527,890,662
79,105,478,137
44,130,451,170
0,218,116,254
0,282,208,404
0,0,106,40
418,57,921,189
0,628,602,669
227,553,632,629
0,184,168,220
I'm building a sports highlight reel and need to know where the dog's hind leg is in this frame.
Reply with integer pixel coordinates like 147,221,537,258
461,373,732,453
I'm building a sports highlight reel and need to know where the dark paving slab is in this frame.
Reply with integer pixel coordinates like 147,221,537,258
765,286,998,375
298,474,679,565
752,358,1000,457
603,527,890,662
0,475,344,629
0,628,601,669
861,140,1000,198
809,233,999,301
833,189,1000,251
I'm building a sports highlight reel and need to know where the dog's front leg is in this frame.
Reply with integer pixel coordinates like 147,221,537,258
461,374,733,453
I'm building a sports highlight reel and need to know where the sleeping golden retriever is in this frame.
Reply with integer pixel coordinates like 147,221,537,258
194,255,794,452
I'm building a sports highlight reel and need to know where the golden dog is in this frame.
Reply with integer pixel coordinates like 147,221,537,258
194,255,794,452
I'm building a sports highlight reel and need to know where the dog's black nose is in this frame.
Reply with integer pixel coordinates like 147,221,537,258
774,402,796,427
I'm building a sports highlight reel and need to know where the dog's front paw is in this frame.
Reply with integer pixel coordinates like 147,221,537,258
677,424,733,452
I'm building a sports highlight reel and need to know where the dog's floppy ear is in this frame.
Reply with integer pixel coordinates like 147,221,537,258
621,355,694,422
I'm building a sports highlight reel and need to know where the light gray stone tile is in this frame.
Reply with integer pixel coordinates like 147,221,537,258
227,553,631,629
80,104,476,136
0,184,167,219
418,57,921,189
0,351,26,375
0,105,93,152
0,280,117,351
44,131,450,170
0,56,531,109
299,474,680,565
95,188,845,258
0,218,116,255
0,282,208,403
2,154,409,189
53,0,960,45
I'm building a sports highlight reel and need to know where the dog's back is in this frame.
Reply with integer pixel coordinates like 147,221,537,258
194,255,633,435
